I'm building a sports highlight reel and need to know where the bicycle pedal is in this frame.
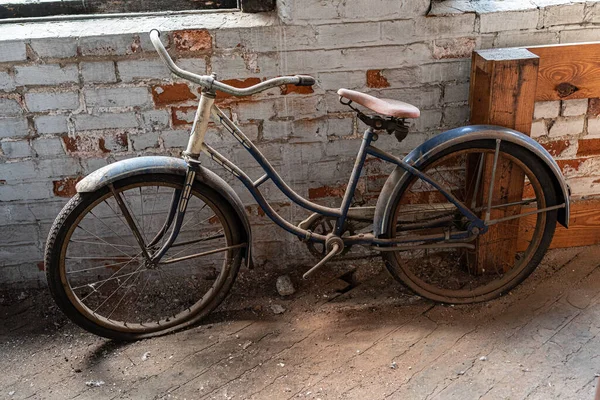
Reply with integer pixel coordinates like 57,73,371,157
303,236,344,280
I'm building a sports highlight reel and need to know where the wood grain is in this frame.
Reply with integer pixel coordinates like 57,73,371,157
519,199,600,251
469,49,539,274
527,43,600,101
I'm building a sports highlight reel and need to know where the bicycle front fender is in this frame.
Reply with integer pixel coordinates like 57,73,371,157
76,156,254,268
373,124,570,238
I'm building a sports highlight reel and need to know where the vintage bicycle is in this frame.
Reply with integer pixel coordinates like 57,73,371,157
45,30,570,340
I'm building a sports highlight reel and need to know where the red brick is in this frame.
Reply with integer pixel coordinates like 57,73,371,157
577,138,600,156
281,84,314,95
366,70,390,88
171,106,197,125
541,139,570,157
53,177,81,197
214,78,262,101
588,98,600,117
557,158,584,172
152,83,196,105
37,261,45,271
172,30,212,52
308,184,347,199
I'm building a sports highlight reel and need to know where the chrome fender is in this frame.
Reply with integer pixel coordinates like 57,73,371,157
373,125,570,238
76,156,253,268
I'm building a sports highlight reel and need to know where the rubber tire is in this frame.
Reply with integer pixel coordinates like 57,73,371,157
382,140,558,304
45,173,245,341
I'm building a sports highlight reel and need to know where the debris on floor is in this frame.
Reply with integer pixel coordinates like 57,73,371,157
276,275,296,296
271,304,286,314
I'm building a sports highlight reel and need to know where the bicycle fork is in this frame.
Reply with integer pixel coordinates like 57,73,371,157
147,165,198,264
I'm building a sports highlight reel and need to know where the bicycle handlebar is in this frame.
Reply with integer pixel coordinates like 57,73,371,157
149,29,316,96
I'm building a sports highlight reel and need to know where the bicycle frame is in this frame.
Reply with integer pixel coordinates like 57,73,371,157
179,92,485,250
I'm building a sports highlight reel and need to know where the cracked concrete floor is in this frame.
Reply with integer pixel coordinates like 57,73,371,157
1,246,600,400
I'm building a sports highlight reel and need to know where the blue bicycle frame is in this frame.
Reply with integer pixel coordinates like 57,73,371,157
199,105,484,248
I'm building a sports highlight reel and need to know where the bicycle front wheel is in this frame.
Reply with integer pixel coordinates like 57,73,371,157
45,173,245,340
383,140,558,304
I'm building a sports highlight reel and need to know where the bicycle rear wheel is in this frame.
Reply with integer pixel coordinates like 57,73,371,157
45,173,245,340
383,140,558,303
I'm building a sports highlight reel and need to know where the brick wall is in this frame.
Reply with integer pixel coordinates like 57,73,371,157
0,0,599,287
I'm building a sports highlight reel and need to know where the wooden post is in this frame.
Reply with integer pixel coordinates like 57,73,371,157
468,48,540,274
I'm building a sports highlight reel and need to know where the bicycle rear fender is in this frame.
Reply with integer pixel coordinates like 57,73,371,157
76,156,253,268
373,124,570,238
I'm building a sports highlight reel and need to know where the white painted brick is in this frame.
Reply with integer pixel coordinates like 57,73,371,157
177,58,208,75
131,132,159,150
549,116,585,137
32,137,65,157
35,158,81,179
382,67,421,87
284,43,432,73
0,160,36,182
0,71,15,92
25,91,79,112
34,115,68,134
161,129,189,148
373,86,442,110
443,104,470,127
414,14,476,38
562,99,588,117
531,120,548,138
261,120,292,141
81,62,117,84
215,26,316,52
317,71,366,90
0,98,22,116
380,20,416,44
0,41,26,63
73,113,138,130
559,27,600,44
118,60,170,82
284,0,429,22
480,10,539,33
420,61,470,83
210,54,259,80
79,35,139,56
443,82,469,104
142,110,170,131
0,224,39,246
0,182,52,201
15,64,78,86
543,3,585,27
410,109,443,132
0,117,28,138
2,140,33,158
0,201,36,224
0,246,43,267
534,101,560,119
84,87,151,108
585,1,600,23
315,22,381,48
30,37,78,59
586,117,600,138
494,30,559,48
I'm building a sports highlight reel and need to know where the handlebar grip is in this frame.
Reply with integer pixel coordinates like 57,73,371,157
296,75,316,86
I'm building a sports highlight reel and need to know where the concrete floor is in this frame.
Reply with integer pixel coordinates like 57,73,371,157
1,246,600,400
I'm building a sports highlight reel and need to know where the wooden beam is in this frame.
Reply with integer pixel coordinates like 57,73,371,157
527,43,600,101
518,199,600,251
468,48,540,274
